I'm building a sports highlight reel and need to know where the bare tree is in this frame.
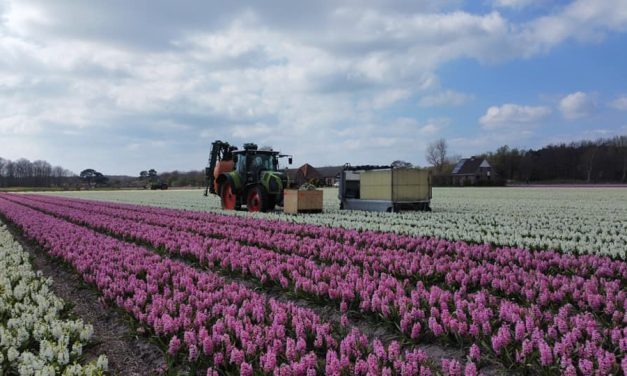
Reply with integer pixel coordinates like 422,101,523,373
0,157,73,187
5,160,15,185
426,138,448,173
14,158,33,182
580,147,597,183
613,136,627,182
0,158,6,187
32,160,52,186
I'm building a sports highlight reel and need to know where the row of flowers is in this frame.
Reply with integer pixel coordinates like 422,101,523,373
42,187,627,258
0,195,440,375
25,193,627,282
10,193,626,374
17,194,625,319
0,223,108,375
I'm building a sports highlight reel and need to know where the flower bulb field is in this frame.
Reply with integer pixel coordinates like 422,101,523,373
41,187,627,258
0,187,625,375
0,223,108,375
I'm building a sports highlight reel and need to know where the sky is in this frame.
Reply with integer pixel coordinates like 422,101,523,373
1,0,627,175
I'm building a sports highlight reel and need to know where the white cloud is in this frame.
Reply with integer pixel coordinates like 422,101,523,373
386,117,449,136
232,123,274,138
419,90,472,107
3,2,53,35
1,0,626,173
419,123,443,135
559,91,596,119
609,95,627,110
492,0,543,9
322,117,449,165
372,89,411,109
518,0,627,56
126,143,141,151
449,128,536,157
479,104,551,129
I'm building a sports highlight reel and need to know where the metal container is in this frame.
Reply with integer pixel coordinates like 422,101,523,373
339,166,431,212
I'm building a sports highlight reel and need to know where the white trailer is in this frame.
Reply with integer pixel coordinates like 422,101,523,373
338,165,432,212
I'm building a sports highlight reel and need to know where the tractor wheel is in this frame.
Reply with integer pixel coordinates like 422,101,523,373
246,185,268,212
220,181,237,210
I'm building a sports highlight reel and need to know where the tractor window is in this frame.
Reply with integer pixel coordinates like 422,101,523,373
236,154,246,172
251,154,275,171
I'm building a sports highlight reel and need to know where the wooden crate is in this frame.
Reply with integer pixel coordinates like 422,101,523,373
283,189,323,214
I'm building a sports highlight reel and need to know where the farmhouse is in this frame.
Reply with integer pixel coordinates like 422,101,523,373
285,163,322,186
316,166,343,186
451,156,493,185
286,164,343,186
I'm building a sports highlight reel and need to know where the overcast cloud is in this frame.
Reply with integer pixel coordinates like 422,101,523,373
1,0,627,174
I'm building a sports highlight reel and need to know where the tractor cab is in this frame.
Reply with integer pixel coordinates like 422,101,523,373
233,144,282,185
204,140,292,212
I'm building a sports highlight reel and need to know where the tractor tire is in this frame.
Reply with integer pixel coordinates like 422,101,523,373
246,185,268,212
220,181,238,210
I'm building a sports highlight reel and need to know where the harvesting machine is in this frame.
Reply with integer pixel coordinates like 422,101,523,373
203,140,292,212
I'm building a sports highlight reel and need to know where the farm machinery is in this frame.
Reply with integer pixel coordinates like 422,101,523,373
150,181,169,190
338,164,432,212
204,140,292,212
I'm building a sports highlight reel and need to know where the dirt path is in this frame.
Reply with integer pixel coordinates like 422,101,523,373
3,219,166,376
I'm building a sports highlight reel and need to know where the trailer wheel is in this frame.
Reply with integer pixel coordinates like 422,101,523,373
220,181,237,210
246,185,268,212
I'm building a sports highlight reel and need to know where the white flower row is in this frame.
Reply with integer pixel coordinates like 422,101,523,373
0,223,108,376
41,187,627,258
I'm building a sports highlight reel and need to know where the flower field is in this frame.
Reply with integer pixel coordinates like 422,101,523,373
43,187,627,258
1,192,625,375
0,194,438,375
0,223,108,375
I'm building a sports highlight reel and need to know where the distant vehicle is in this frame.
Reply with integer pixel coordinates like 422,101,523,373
150,182,168,190
333,181,340,187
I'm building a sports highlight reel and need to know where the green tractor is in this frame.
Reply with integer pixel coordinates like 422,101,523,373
203,140,292,212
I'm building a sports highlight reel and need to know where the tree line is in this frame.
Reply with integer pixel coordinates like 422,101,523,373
425,135,627,184
123,169,205,188
482,136,627,183
148,170,205,187
0,157,75,188
4,135,626,189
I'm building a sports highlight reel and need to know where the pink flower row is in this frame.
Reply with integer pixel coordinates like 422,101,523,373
18,194,626,321
34,193,627,281
0,195,435,375
6,193,626,374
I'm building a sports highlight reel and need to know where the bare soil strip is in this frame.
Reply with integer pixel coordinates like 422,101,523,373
2,219,166,376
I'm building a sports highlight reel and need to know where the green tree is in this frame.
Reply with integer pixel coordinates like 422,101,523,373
79,169,97,187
